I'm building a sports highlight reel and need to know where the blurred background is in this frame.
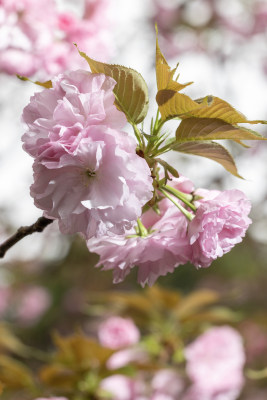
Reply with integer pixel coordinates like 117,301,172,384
0,0,267,399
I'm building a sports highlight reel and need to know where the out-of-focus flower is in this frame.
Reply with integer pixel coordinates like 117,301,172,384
151,369,184,399
0,0,112,78
88,204,191,286
22,70,153,238
100,374,144,400
183,385,241,400
98,316,140,349
107,347,148,370
0,0,57,76
188,189,251,267
185,326,245,399
15,286,51,324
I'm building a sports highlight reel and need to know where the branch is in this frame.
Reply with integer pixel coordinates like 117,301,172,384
0,217,54,259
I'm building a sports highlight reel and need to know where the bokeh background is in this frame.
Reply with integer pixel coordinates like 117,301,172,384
0,0,267,399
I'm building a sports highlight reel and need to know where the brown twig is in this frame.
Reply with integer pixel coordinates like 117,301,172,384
0,217,54,259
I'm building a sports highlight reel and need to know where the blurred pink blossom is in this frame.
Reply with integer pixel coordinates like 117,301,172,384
185,326,245,399
0,0,57,76
189,189,251,267
151,369,184,399
0,0,112,78
100,374,144,400
107,347,148,370
22,70,153,238
98,316,140,349
15,286,51,324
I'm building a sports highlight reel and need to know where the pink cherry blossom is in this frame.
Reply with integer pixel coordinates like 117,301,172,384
15,286,51,324
30,128,152,238
0,0,57,76
151,369,184,399
22,70,127,159
185,326,245,399
0,0,112,78
88,204,192,286
22,70,153,238
183,385,241,400
98,316,140,349
107,347,148,370
188,189,251,267
100,375,144,400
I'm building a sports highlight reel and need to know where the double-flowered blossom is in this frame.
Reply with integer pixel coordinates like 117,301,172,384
22,70,153,238
184,326,245,400
88,204,191,287
189,189,252,268
88,175,252,285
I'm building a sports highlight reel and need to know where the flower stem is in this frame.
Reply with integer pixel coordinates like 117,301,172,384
163,185,196,212
136,218,148,237
159,188,194,221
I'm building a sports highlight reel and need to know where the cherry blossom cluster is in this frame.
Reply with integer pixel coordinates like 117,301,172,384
0,0,111,78
22,69,252,285
33,318,246,400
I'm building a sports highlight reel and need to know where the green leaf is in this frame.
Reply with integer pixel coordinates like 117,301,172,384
175,117,267,142
187,96,266,125
156,90,204,121
0,355,34,389
17,75,52,88
77,47,149,124
172,141,242,178
155,28,198,121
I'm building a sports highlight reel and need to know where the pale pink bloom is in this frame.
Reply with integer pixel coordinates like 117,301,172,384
107,348,148,370
88,205,192,286
185,326,245,398
30,129,152,238
100,375,144,400
15,286,51,323
98,316,140,349
22,70,153,238
188,189,251,267
151,369,184,399
22,70,126,159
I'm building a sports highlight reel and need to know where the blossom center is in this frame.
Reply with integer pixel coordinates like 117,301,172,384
85,168,96,178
